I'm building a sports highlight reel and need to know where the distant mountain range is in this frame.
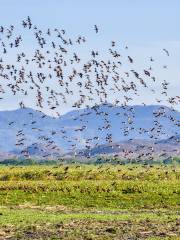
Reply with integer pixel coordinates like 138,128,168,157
0,104,179,159
75,137,180,159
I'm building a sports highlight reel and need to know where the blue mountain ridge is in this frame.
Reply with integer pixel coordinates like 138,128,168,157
0,104,179,155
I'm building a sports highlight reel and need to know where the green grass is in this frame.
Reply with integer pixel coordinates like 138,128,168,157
0,179,179,209
1,207,177,225
0,206,179,239
0,164,179,239
0,164,179,181
0,164,179,209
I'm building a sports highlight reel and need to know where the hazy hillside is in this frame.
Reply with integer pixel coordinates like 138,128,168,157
0,104,179,157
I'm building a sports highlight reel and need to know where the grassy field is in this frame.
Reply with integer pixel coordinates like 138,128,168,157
0,164,179,239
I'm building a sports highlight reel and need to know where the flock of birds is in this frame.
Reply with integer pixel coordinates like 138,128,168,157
0,17,179,161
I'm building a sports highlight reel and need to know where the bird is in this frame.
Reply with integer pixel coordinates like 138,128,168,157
94,25,99,33
163,48,169,56
0,16,178,163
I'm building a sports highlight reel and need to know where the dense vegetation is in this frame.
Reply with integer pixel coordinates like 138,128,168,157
0,164,179,239
0,156,180,166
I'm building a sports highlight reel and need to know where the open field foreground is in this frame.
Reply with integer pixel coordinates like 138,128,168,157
0,164,179,239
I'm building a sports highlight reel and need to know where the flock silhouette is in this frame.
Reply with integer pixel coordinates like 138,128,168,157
0,16,179,161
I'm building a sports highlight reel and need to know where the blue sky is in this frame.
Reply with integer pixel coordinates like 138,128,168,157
1,0,180,43
0,0,180,113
